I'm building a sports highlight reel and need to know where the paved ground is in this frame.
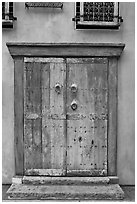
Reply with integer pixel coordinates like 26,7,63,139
2,184,135,201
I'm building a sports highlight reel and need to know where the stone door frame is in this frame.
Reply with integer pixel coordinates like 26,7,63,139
7,43,125,177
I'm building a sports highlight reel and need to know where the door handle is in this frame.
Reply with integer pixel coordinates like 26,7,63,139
55,83,61,94
71,83,77,93
71,100,78,110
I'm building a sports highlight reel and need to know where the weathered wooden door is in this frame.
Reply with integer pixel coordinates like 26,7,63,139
24,57,108,176
24,58,66,176
66,58,108,176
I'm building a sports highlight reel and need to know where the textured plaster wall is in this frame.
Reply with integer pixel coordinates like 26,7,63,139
2,2,135,184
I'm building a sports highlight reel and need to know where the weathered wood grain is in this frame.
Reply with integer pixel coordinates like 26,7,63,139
93,62,108,171
67,58,108,64
10,42,124,177
108,58,118,176
24,59,67,175
24,57,64,63
49,61,66,172
41,62,51,169
49,120,66,171
50,61,66,119
24,61,42,171
14,57,24,175
66,58,108,175
25,169,65,176
67,62,95,171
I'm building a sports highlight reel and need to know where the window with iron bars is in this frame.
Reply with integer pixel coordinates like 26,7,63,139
2,2,17,28
73,2,123,29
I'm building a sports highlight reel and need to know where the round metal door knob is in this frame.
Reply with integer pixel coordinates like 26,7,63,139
71,100,78,110
71,83,77,93
55,83,61,94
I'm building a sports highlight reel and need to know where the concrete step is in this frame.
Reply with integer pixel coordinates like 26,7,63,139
13,176,119,185
7,183,124,200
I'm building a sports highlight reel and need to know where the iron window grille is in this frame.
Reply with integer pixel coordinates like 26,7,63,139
2,2,17,28
73,2,123,29
25,2,63,9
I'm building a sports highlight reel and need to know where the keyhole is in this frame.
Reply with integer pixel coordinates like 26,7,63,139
91,140,94,145
79,137,82,142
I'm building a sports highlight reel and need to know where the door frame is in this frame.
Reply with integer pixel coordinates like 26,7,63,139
7,43,125,176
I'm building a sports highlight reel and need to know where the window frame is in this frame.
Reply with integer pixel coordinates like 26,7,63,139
75,2,121,29
2,2,15,28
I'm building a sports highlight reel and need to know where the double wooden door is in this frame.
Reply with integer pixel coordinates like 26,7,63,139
24,57,108,176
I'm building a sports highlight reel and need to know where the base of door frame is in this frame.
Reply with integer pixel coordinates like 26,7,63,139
12,175,119,185
7,176,124,200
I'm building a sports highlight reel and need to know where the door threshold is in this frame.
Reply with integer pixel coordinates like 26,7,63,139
12,176,119,185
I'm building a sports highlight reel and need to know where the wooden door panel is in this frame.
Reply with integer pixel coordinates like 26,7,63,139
66,58,108,176
93,63,108,172
46,59,66,174
41,62,51,169
67,119,94,170
66,61,94,117
24,58,66,176
24,57,108,176
66,59,95,172
50,59,66,119
46,120,66,170
24,62,42,171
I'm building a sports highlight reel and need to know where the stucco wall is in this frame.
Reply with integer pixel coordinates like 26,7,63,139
2,2,135,185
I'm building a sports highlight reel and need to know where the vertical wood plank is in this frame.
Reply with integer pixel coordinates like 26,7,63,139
41,62,51,169
24,62,42,171
93,62,108,172
49,120,66,171
14,57,24,175
49,60,66,173
108,58,118,175
50,61,66,119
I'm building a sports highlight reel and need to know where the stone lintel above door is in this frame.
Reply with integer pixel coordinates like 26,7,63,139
6,43,125,176
7,43,125,58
